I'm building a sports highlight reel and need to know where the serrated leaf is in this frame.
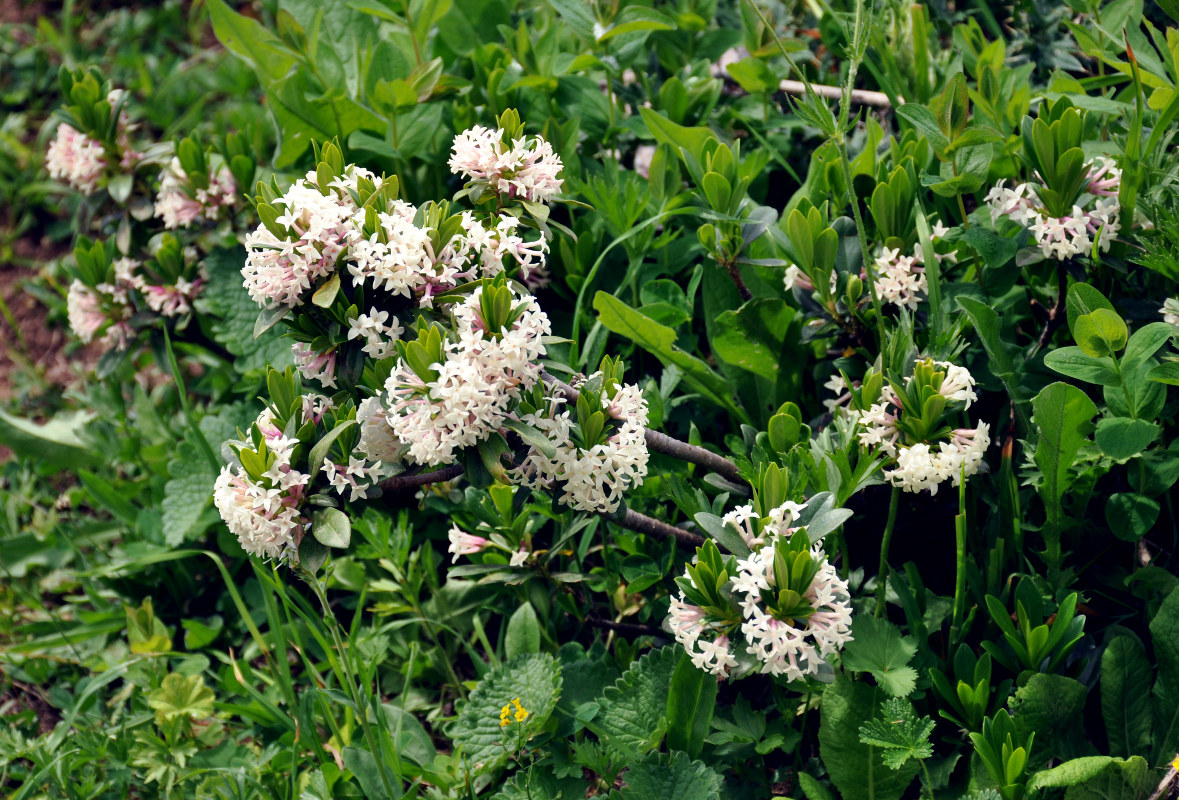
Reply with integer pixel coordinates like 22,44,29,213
617,751,722,800
1011,674,1094,763
200,246,294,373
452,653,562,774
593,646,678,754
857,698,935,769
820,674,919,800
148,673,215,727
841,616,918,697
163,404,252,546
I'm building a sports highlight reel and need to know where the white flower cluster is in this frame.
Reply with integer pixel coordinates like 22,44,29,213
855,362,990,494
347,307,404,360
384,288,550,466
212,405,323,562
884,423,991,494
154,157,237,230
323,456,384,502
731,539,853,681
241,167,368,308
448,125,564,204
720,500,805,550
871,247,928,311
668,501,853,680
667,595,739,676
66,254,203,348
1162,298,1179,328
46,124,106,194
868,223,956,311
291,342,338,390
355,396,405,463
511,382,650,514
985,158,1121,260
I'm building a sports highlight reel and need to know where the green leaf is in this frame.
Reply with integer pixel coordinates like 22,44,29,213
1095,417,1158,461
147,673,215,727
1011,674,1095,763
617,751,723,800
452,653,562,774
1032,382,1098,531
162,434,217,545
308,420,357,484
857,697,935,769
1150,586,1179,763
1043,347,1122,386
504,602,541,659
1147,361,1179,385
639,108,715,163
545,0,596,38
341,746,395,800
77,470,139,528
1100,637,1152,758
596,6,676,41
380,704,437,767
1073,309,1128,357
312,508,351,548
594,646,677,754
1105,493,1161,541
666,651,718,758
199,246,294,373
841,616,918,697
895,104,949,154
1122,322,1174,369
207,0,298,82
1027,755,1152,796
311,273,341,308
819,674,919,800
711,299,802,392
0,409,100,471
1065,282,1117,337
593,292,746,422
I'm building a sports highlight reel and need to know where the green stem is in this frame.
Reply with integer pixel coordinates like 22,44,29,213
837,139,886,350
307,573,400,800
919,758,934,800
951,493,968,643
874,487,901,618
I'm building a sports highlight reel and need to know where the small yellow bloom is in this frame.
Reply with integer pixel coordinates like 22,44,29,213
1171,754,1179,772
499,704,511,727
512,697,528,723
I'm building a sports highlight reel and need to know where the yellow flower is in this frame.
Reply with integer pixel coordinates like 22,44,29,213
499,704,511,727
512,697,528,723
1172,754,1179,772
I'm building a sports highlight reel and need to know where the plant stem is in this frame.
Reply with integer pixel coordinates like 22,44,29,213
919,758,935,800
379,463,464,493
603,508,705,548
951,497,968,643
874,486,901,618
306,573,400,800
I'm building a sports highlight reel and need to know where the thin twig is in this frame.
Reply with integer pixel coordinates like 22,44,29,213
584,615,665,638
779,80,895,108
541,372,749,486
379,464,463,493
603,508,705,548
1029,262,1068,359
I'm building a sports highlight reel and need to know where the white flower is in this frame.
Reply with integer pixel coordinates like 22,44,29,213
871,247,927,311
385,288,550,466
242,173,362,308
934,361,977,409
324,456,381,502
885,422,991,494
510,382,650,514
732,540,853,680
448,125,564,204
510,547,529,567
213,462,308,562
447,525,489,562
66,281,107,344
356,396,405,463
1162,298,1179,328
46,124,106,194
154,157,237,229
347,307,404,360
292,342,337,389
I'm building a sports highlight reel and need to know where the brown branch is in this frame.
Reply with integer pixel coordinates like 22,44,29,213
600,508,705,549
379,463,463,493
541,372,748,487
778,79,896,108
584,615,665,638
1029,261,1068,359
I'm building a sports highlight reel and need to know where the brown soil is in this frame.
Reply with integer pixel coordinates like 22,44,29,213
0,236,99,407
